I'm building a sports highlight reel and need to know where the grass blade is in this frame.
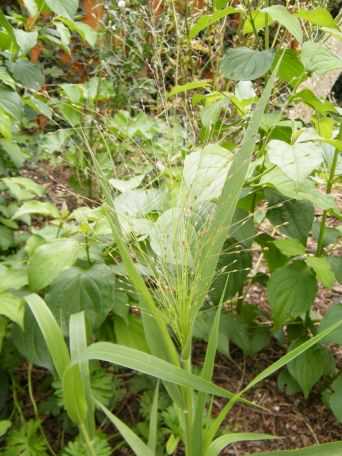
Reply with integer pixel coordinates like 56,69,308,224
206,433,275,456
148,381,159,452
71,341,251,401
191,55,284,317
25,293,70,379
69,312,95,436
205,318,342,445
95,399,154,456
248,442,342,456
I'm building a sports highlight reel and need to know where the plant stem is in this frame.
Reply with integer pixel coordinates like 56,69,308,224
80,423,97,456
27,364,56,456
316,125,342,256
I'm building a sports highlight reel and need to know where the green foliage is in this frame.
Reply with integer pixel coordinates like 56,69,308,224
3,420,48,456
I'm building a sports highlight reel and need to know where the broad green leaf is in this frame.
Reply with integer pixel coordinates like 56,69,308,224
291,89,337,114
110,174,146,192
2,177,44,200
58,19,97,46
0,67,15,89
60,83,83,103
297,8,338,29
24,96,53,119
0,88,23,119
267,261,317,327
28,238,79,291
301,41,342,74
0,267,27,291
274,49,305,86
319,303,342,344
26,294,70,378
190,7,239,38
167,80,211,98
273,238,305,257
114,189,165,217
0,226,14,250
9,61,44,90
261,168,336,210
220,47,274,81
115,315,149,352
267,139,323,182
305,256,336,287
46,264,117,334
0,11,18,50
13,201,59,220
206,433,274,456
288,343,334,398
183,144,232,201
95,399,154,456
73,342,240,400
263,5,303,43
242,11,269,34
325,375,342,422
247,441,342,455
13,30,38,55
0,140,27,168
265,190,315,245
55,21,71,49
45,0,78,18
0,420,11,438
0,291,25,327
327,257,342,283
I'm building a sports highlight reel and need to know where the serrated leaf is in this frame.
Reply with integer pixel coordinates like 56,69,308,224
319,303,342,344
28,238,80,291
288,343,334,398
46,263,117,334
267,261,317,327
220,47,274,81
265,191,314,244
305,256,335,287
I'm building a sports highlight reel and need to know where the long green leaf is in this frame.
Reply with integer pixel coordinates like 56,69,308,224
25,294,70,379
95,399,154,456
243,318,342,393
71,342,249,401
249,442,342,456
191,55,283,316
68,312,95,436
192,286,226,454
205,318,342,445
63,364,88,425
189,8,239,38
206,433,275,456
85,131,183,406
148,381,159,452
